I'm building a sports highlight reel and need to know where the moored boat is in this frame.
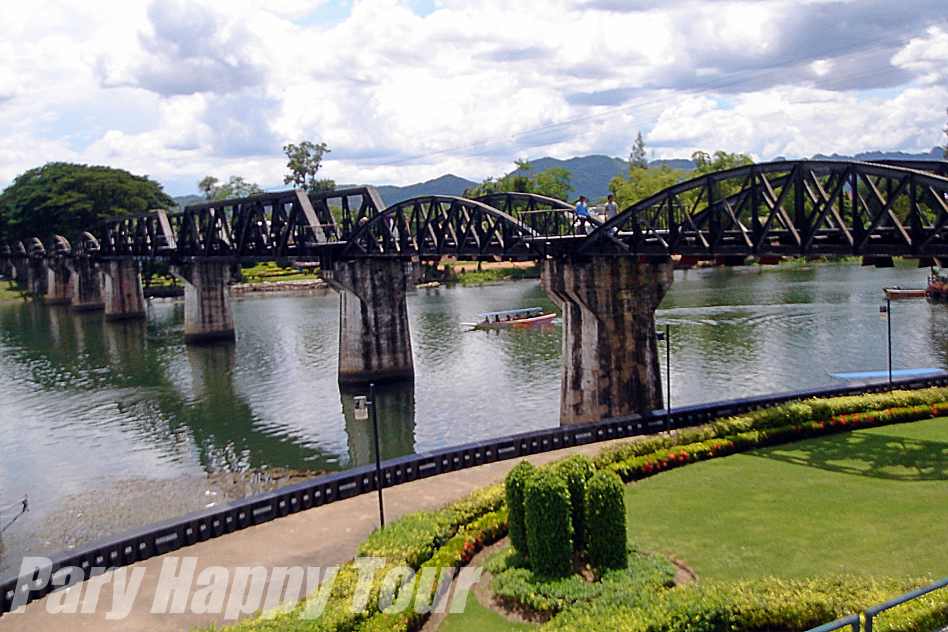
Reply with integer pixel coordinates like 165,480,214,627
883,287,927,300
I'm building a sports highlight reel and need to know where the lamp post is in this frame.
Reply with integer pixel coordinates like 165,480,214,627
354,384,385,529
657,324,672,423
880,298,892,384
665,324,671,418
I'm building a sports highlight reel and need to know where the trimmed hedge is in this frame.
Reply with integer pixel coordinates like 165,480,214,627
357,484,504,567
504,460,535,556
524,468,574,577
584,471,627,571
552,454,595,551
358,508,510,632
543,576,948,632
604,403,948,483
594,386,948,471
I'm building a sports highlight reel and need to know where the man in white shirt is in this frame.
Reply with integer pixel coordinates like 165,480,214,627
604,193,618,220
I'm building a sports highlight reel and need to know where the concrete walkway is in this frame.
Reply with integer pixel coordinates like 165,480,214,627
0,439,628,631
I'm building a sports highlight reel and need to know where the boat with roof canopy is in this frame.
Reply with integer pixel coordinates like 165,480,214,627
463,307,556,330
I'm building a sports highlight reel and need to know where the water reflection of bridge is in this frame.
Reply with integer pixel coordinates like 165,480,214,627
0,302,415,473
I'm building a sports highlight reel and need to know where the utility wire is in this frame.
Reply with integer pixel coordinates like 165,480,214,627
377,32,939,167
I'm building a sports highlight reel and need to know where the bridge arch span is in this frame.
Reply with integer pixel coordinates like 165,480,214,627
49,234,71,257
475,191,601,236
579,160,948,258
341,195,540,260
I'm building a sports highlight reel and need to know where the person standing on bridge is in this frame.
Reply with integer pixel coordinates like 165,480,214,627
575,195,591,234
604,193,618,221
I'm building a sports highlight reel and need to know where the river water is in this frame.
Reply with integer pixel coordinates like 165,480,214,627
1,263,946,574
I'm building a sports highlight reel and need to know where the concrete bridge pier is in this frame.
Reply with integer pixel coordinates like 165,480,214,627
12,260,28,287
44,262,72,305
325,258,415,384
101,260,146,321
541,257,673,425
27,258,49,298
171,262,236,344
68,258,105,312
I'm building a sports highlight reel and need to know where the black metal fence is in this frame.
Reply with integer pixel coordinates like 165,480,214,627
3,374,948,616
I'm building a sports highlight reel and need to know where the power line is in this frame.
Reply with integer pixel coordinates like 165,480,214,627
377,34,936,168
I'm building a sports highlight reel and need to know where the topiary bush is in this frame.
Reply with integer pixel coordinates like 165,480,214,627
505,460,535,556
553,454,595,550
524,468,574,577
584,470,628,571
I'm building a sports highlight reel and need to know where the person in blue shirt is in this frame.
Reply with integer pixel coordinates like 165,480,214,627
574,196,590,234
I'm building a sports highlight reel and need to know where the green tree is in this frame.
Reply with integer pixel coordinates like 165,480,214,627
533,167,571,200
283,141,335,193
198,175,263,201
198,176,219,200
0,162,174,240
691,150,753,174
609,165,683,208
629,131,648,169
464,161,572,201
508,158,533,193
691,150,755,205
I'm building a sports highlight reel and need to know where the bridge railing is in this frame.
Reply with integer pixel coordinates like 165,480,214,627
3,373,948,616
805,576,948,632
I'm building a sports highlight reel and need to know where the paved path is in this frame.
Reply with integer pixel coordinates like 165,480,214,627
0,439,629,631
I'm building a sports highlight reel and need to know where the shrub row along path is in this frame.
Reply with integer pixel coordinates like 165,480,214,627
0,439,628,632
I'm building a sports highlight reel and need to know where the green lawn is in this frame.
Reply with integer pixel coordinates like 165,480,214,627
439,592,535,632
625,417,948,580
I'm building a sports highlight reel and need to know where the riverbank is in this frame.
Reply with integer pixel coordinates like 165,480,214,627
444,261,540,285
0,280,25,303
231,278,328,294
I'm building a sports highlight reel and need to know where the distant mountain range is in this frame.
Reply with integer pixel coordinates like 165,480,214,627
375,174,477,205
172,147,945,208
810,147,945,163
172,194,205,207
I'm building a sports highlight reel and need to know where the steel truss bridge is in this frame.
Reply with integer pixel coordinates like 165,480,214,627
3,160,948,266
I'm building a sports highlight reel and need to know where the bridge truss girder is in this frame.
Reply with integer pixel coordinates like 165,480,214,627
579,161,948,258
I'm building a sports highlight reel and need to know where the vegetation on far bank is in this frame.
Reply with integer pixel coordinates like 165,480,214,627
442,261,540,285
236,262,321,284
0,279,27,302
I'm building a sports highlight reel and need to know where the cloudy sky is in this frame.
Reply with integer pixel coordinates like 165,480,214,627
1,0,946,195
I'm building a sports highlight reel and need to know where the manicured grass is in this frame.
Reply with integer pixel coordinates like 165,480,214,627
624,417,948,580
438,590,535,632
